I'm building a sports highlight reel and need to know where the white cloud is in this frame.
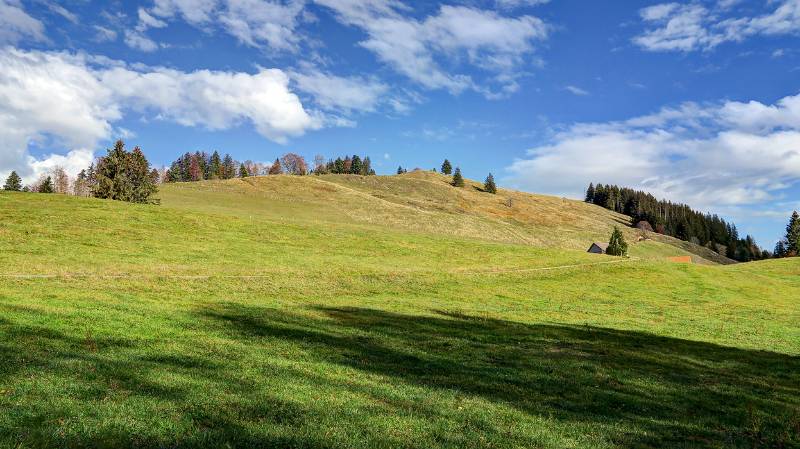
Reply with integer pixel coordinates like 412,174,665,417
315,0,548,96
130,0,305,52
93,25,118,42
0,0,46,43
124,30,161,52
634,0,800,52
564,85,589,96
290,68,389,112
495,0,549,9
505,92,800,210
0,48,325,183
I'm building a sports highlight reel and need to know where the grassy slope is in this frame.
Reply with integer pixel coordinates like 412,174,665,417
0,178,797,449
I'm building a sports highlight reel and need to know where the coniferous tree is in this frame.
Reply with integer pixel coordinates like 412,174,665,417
484,173,496,194
39,176,54,193
128,146,158,203
268,158,283,175
585,183,595,203
189,155,202,181
606,226,628,256
441,159,452,175
785,211,800,256
222,154,236,179
209,151,222,179
350,155,362,175
92,140,156,203
361,156,372,175
774,240,787,258
397,166,404,175
3,171,22,191
452,167,464,187
239,163,249,178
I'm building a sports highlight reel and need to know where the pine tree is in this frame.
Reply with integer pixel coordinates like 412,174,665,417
351,155,362,175
361,156,372,176
92,140,157,203
484,173,496,194
3,171,22,191
585,183,595,203
222,154,236,179
397,166,404,175
606,226,628,256
39,176,54,193
209,151,222,179
127,146,157,203
785,211,800,256
441,159,452,175
268,158,282,175
239,163,249,178
452,167,464,187
774,240,787,258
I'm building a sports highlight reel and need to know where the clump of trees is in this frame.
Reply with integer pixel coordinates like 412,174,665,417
484,173,496,194
585,183,768,262
166,150,239,182
92,140,158,203
452,167,464,187
607,226,628,256
774,211,800,258
314,154,375,175
397,166,407,174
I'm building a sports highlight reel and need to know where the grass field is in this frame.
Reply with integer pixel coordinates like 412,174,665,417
1,174,798,448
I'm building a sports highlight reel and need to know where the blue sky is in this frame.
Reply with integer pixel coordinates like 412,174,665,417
1,0,799,247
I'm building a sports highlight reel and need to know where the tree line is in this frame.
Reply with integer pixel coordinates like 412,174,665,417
3,140,158,203
584,183,769,262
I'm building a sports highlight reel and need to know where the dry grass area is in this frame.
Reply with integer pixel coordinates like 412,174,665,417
158,171,734,264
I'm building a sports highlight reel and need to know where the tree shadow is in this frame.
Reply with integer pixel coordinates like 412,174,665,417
202,304,800,448
2,304,798,448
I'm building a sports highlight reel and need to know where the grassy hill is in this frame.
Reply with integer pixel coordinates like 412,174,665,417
0,174,797,448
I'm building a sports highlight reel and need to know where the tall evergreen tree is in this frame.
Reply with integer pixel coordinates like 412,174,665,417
209,151,222,179
774,240,787,258
585,183,594,203
451,167,464,187
785,211,800,256
239,163,249,178
484,173,496,194
92,140,157,203
222,154,236,179
361,156,372,175
128,146,158,203
3,171,22,191
39,176,54,193
397,166,404,175
606,226,628,256
351,155,362,175
441,159,452,175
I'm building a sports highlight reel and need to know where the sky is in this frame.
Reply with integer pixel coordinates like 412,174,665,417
0,0,799,247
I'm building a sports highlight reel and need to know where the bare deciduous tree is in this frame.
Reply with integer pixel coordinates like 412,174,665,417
279,153,307,175
52,166,70,194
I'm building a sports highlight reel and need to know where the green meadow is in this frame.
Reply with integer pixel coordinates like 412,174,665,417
1,173,798,448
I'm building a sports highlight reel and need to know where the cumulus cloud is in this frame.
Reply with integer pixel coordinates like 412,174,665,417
505,93,800,210
315,0,548,96
0,0,46,43
0,48,324,183
634,0,800,52
290,68,389,112
129,0,305,52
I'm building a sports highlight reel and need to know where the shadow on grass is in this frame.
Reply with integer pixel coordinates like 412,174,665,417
1,304,798,448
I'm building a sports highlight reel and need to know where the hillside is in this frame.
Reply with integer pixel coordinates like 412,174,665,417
157,171,734,264
0,179,797,449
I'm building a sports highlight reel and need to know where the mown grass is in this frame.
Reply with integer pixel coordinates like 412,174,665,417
0,180,798,448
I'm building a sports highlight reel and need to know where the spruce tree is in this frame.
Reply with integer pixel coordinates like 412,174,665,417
128,146,157,203
39,176,54,193
606,226,628,256
452,167,464,187
774,240,787,258
785,211,800,256
441,159,452,175
484,173,496,194
585,183,594,203
351,155,362,175
209,151,222,179
222,154,235,179
397,166,404,175
239,163,249,178
3,171,22,191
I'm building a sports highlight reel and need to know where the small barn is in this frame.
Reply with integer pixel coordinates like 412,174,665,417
587,242,609,254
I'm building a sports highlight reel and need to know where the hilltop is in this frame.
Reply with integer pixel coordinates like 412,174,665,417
158,171,735,264
0,175,797,448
